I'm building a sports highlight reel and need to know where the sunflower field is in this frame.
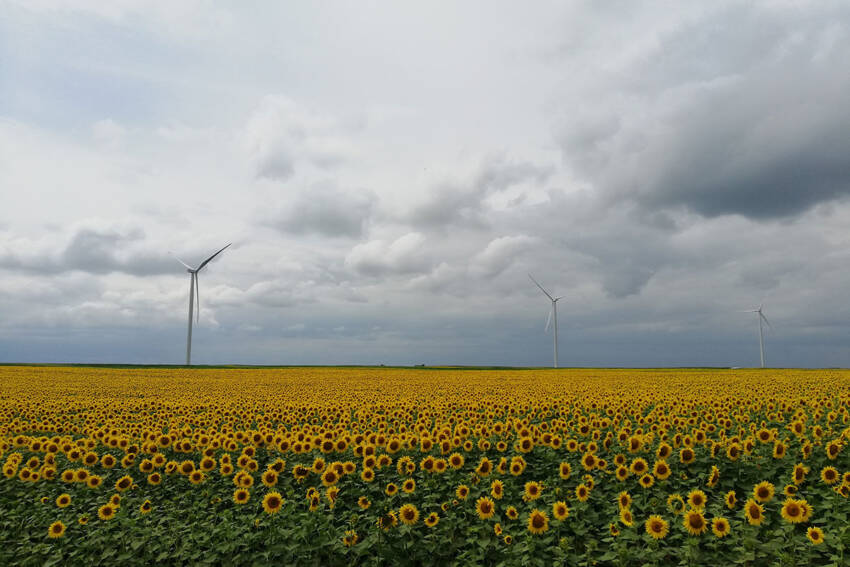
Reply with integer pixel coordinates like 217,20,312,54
1,366,849,566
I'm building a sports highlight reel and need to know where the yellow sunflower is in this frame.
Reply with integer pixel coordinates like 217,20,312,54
683,509,707,536
262,491,283,514
48,521,66,538
645,515,668,540
527,509,549,535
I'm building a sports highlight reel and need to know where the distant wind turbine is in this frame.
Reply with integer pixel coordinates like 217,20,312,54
741,303,772,368
172,244,231,365
529,274,563,368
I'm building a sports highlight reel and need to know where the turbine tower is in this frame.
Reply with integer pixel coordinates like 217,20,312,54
173,243,231,365
529,274,563,368
743,303,771,368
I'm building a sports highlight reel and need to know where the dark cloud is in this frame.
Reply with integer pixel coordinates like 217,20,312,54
557,3,850,220
264,183,375,238
408,158,552,229
0,227,176,275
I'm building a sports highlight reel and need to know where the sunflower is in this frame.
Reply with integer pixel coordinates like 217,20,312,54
792,463,808,485
703,513,729,538
559,462,572,480
448,453,464,469
78,515,88,526
780,498,807,524
402,478,416,493
425,512,439,527
262,491,283,514
450,484,466,501
615,465,630,481
56,493,71,508
263,469,280,487
575,483,590,502
385,483,398,497
189,470,205,485
552,501,569,521
506,506,519,520
581,452,597,471
725,490,737,510
360,468,375,483
527,509,549,535
179,461,195,475
509,456,526,476
341,530,358,547
680,448,695,465
490,479,504,500
326,486,339,508
399,503,419,526
707,466,720,488
356,496,371,510
476,497,496,520
110,494,121,507
476,457,493,477
233,488,250,505
772,441,787,459
826,440,841,460
645,515,668,539
377,511,397,531
503,534,513,545
653,460,671,480
48,521,66,539
629,458,648,476
783,484,798,498
139,500,152,515
98,504,116,521
753,481,775,503
114,475,133,492
619,508,634,527
639,474,655,489
821,466,839,485
683,509,707,536
517,437,534,453
609,523,620,537
687,489,707,510
524,481,543,501
744,499,764,526
806,526,824,545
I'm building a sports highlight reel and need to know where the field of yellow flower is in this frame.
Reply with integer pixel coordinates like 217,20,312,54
1,365,849,566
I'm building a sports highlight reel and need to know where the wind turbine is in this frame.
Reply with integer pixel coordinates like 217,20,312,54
742,303,771,368
529,274,563,368
173,243,231,365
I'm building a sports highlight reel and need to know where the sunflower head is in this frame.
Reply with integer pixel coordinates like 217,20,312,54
527,509,549,535
807,526,824,545
711,517,730,538
48,521,66,539
683,509,707,536
645,515,668,539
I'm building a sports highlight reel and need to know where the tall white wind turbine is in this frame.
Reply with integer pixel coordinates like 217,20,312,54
173,243,231,365
529,274,563,368
742,303,772,368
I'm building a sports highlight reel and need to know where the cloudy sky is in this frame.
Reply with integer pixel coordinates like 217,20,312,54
1,1,849,367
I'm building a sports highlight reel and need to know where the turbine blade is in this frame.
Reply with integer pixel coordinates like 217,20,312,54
545,307,552,332
528,273,554,300
197,243,232,271
195,272,200,324
169,251,194,270
760,312,772,329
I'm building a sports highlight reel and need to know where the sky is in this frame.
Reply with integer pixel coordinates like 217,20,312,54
1,0,849,367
